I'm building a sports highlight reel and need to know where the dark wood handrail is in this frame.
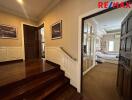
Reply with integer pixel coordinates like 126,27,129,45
60,47,77,61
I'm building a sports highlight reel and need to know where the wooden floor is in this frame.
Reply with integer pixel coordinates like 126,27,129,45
45,84,91,100
83,62,120,100
0,59,83,100
0,59,55,87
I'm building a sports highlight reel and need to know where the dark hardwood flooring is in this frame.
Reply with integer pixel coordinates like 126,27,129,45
45,84,92,100
0,59,84,100
0,59,56,87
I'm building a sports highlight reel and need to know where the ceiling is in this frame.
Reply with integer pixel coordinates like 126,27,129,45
0,0,61,21
94,8,131,34
84,8,131,36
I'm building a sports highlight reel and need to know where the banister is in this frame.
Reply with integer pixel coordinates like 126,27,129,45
60,47,77,61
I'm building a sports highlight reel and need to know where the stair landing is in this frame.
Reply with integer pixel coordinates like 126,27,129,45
0,59,57,87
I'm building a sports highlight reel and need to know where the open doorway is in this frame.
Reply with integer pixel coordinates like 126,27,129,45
81,5,132,100
23,24,39,60
38,24,45,58
23,24,45,60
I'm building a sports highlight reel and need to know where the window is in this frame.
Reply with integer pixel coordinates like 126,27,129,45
109,41,114,51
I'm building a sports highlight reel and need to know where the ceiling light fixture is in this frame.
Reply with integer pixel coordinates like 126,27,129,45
17,0,23,5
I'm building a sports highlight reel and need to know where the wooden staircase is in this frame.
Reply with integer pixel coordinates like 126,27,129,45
0,60,79,100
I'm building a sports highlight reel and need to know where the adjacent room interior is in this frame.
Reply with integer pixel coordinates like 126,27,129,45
82,8,131,100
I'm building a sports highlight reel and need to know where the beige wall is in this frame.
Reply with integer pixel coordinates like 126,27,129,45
0,11,37,61
114,35,120,52
101,34,120,52
39,0,98,59
0,0,99,60
38,0,100,91
0,11,36,47
0,0,105,91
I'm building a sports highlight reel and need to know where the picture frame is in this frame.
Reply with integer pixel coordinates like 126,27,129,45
51,20,62,40
0,24,17,39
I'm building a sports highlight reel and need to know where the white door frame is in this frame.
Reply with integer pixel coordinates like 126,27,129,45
77,8,105,92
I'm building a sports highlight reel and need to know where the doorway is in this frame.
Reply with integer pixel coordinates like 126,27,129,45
23,24,45,60
81,2,132,100
38,24,45,58
23,24,39,60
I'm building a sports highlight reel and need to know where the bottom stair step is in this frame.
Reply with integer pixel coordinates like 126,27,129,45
45,84,82,100
24,77,70,100
0,71,64,100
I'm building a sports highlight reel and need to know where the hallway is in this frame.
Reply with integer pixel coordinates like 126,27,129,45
83,63,120,100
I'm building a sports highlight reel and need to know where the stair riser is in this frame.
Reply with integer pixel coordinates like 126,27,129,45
0,70,63,99
44,79,70,100
41,78,70,100
0,60,72,100
12,73,65,100
0,68,60,92
24,78,69,100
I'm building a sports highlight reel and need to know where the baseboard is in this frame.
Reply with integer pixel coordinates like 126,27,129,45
45,60,60,67
83,64,95,76
70,84,78,91
0,59,23,65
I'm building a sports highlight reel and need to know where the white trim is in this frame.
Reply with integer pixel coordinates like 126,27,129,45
21,23,25,60
0,46,23,62
77,8,106,93
83,64,95,76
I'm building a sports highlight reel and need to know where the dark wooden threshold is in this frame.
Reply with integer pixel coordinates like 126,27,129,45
0,59,23,66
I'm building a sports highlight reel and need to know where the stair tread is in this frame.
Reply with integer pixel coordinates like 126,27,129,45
45,84,82,100
0,59,60,88
0,60,74,100
25,77,70,100
0,70,64,99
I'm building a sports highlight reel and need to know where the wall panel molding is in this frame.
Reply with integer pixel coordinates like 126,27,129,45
0,47,23,62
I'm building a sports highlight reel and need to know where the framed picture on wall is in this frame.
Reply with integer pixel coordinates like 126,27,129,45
0,24,17,39
51,20,62,40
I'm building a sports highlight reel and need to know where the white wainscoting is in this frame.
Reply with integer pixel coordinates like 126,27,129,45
0,47,23,62
45,47,77,88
